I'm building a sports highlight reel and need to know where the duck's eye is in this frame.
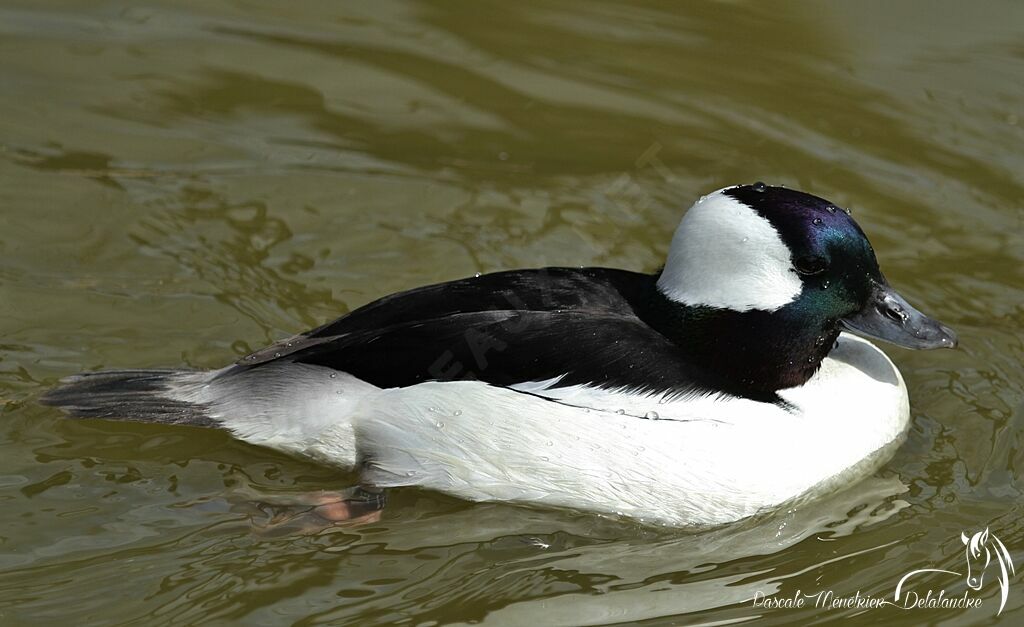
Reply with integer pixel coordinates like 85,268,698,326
794,255,828,276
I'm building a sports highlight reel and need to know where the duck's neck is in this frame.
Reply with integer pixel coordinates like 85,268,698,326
639,279,840,398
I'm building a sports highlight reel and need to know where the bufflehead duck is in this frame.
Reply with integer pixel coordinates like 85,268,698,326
43,184,957,526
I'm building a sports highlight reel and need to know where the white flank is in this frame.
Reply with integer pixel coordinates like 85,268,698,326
657,187,803,312
178,334,910,526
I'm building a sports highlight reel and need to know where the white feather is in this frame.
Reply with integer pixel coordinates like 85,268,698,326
657,187,803,312
166,363,376,467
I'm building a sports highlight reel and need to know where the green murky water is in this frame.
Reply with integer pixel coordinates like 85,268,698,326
1,1,1022,625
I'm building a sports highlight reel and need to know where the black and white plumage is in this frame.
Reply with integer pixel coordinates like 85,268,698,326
42,184,957,526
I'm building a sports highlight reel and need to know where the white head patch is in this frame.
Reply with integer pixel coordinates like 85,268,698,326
656,187,802,312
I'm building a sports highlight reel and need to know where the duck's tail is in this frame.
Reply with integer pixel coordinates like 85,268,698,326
40,369,217,427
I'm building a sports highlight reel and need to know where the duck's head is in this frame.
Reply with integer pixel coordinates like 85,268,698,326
655,183,956,393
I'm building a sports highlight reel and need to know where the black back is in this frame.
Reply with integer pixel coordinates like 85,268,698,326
232,268,745,401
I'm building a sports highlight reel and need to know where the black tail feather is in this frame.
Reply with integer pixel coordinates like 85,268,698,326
40,369,216,427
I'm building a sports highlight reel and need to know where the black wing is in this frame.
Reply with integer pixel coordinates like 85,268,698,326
234,268,718,398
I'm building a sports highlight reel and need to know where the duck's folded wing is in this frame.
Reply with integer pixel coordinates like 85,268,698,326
251,309,713,400
239,267,649,366
232,267,716,398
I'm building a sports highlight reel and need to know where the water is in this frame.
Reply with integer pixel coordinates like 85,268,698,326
1,1,1022,624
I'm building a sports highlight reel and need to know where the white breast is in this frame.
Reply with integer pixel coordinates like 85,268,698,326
355,333,909,526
